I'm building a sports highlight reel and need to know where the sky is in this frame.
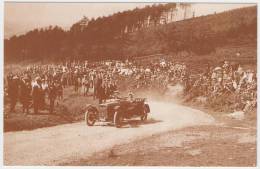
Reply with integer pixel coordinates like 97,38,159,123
4,2,256,38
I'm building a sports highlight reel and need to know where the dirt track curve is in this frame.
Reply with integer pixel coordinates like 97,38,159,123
4,101,215,165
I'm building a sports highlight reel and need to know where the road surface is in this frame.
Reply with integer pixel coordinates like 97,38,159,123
4,101,214,165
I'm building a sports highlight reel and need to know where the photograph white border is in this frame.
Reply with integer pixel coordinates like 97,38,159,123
0,0,259,169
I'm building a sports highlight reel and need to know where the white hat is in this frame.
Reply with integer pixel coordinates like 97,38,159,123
214,67,222,71
13,75,19,79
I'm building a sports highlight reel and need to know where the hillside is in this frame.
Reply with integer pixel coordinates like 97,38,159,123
4,5,257,64
125,6,256,59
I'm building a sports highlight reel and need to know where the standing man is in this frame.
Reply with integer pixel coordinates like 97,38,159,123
32,77,42,114
41,79,49,109
55,80,63,105
20,76,32,114
48,82,57,114
98,82,106,104
82,75,90,96
8,75,19,113
95,72,103,100
93,72,98,99
74,70,80,94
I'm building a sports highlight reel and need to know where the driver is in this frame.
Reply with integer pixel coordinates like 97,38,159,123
128,90,134,102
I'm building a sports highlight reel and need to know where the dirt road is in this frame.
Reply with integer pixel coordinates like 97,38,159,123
4,101,215,165
76,125,256,166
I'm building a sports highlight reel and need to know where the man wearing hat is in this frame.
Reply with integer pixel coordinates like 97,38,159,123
94,72,102,100
20,76,32,114
48,81,57,114
82,74,90,96
32,77,42,114
8,75,19,113
98,81,106,104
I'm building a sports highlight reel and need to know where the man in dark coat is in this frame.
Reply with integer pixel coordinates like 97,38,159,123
98,82,106,104
74,73,80,94
8,75,19,113
20,76,32,114
32,77,42,114
48,82,57,114
94,73,102,100
55,81,63,101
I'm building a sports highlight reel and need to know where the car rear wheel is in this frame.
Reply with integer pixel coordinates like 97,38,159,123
85,110,96,126
114,111,123,128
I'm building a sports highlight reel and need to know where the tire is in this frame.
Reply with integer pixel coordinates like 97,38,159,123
113,111,123,128
85,110,96,126
141,105,149,121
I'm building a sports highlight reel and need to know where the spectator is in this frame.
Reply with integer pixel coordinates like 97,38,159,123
20,76,32,114
32,77,42,114
48,82,57,114
8,76,19,113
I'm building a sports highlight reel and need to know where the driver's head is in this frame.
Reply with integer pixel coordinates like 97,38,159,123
128,91,134,100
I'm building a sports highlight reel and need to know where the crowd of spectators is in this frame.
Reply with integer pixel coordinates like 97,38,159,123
5,58,257,115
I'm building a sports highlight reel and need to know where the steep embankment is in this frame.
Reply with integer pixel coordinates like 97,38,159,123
124,6,256,64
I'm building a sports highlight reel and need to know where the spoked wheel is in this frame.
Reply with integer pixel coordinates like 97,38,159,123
85,110,96,126
141,106,149,121
113,111,123,128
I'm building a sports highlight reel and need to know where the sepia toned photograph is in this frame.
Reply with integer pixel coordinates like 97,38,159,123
3,1,257,166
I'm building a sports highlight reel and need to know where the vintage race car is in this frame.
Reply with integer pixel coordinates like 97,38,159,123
85,97,150,128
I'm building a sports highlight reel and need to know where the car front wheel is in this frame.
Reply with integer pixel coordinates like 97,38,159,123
85,110,96,126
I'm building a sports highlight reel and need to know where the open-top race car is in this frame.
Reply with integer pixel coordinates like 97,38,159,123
85,94,150,128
